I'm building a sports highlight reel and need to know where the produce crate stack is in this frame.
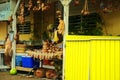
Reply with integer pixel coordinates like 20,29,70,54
16,44,26,53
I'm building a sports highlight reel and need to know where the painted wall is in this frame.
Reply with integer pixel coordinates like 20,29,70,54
69,0,120,36
101,10,120,36
0,21,33,41
19,12,34,41
0,22,7,40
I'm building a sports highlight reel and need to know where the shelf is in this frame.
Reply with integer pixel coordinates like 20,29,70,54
0,49,4,53
42,65,55,69
16,66,33,72
0,41,4,45
16,65,55,72
16,53,28,56
0,65,10,69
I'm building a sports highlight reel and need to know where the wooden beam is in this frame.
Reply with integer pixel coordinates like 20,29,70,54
11,0,21,69
59,1,72,80
60,0,72,35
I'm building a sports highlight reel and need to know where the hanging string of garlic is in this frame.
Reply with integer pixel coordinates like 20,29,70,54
28,0,50,11
28,0,33,11
18,1,25,24
56,10,65,35
81,0,90,15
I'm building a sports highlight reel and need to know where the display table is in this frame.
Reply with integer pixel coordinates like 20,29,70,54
26,51,63,60
25,50,62,69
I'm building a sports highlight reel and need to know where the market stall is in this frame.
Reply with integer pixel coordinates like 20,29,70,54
7,0,72,79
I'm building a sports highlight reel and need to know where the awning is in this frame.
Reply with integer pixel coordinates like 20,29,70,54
0,2,12,21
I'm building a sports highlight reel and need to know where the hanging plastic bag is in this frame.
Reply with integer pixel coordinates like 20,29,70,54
9,31,14,42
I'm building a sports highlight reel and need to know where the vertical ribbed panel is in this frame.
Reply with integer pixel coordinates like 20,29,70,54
90,40,120,80
65,40,90,80
65,36,120,80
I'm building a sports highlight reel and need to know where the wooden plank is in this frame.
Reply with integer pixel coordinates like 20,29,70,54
0,65,10,69
16,66,33,72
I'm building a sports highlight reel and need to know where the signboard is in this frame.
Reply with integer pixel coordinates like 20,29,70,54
0,2,12,20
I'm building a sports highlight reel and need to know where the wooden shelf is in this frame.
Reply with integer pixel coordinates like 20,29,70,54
42,65,55,69
16,53,28,56
0,65,10,69
0,49,4,53
16,65,55,72
16,66,33,72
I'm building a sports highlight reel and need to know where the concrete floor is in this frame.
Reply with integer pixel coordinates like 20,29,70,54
0,70,52,80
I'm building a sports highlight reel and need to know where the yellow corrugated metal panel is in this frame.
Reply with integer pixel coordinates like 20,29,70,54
66,35,91,40
90,40,120,80
65,39,90,80
100,40,106,80
90,40,107,80
105,41,110,80
114,41,120,80
65,35,120,80
66,35,120,40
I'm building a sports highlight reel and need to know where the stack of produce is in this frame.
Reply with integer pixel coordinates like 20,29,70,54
41,40,62,53
34,68,57,79
16,44,26,53
26,41,63,60
41,40,49,53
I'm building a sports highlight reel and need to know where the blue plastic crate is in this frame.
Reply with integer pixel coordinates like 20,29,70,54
22,56,34,68
34,58,40,68
16,55,22,66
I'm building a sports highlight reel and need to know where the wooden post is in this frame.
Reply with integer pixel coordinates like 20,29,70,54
60,0,72,80
60,0,72,35
11,0,21,69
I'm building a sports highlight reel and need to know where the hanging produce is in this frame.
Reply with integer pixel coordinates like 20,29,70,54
4,35,12,56
33,0,42,11
28,0,33,11
8,15,13,22
17,0,52,24
53,10,65,43
18,1,25,24
57,18,65,35
91,0,96,4
56,10,65,35
81,0,90,15
74,0,80,6
28,0,50,11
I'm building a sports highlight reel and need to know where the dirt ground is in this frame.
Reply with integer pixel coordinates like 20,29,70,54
0,70,52,80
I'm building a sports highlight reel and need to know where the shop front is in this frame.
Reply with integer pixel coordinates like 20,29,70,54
1,0,120,80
